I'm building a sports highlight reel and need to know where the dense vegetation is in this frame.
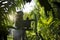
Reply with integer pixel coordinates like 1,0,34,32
0,0,60,40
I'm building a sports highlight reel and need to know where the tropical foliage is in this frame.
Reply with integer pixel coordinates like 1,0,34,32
0,0,60,40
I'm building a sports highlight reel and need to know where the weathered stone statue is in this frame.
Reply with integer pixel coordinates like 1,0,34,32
13,11,34,40
13,11,25,40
